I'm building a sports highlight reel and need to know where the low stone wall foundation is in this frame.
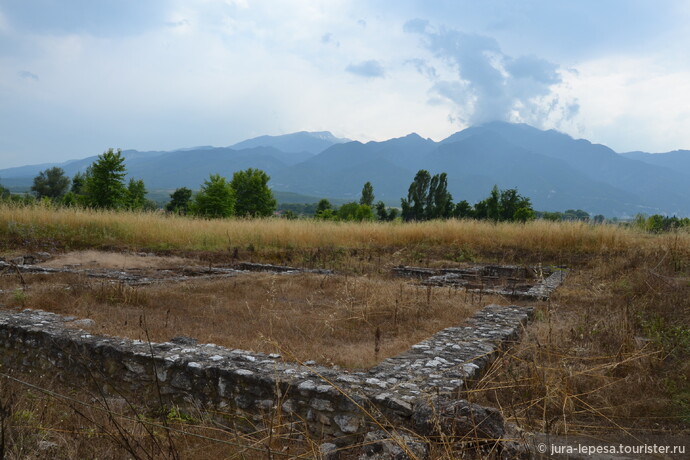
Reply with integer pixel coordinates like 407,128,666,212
0,304,533,446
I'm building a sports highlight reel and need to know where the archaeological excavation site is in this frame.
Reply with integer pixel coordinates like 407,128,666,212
0,248,572,459
0,216,688,460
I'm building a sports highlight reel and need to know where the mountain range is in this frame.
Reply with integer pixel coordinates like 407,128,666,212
2,123,690,217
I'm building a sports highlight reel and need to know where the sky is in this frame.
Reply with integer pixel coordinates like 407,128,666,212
1,0,690,168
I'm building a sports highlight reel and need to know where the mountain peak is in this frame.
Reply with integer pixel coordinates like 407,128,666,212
230,131,351,155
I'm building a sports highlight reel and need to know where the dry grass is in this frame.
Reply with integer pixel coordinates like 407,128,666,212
0,270,499,369
471,246,690,440
2,204,690,456
0,203,669,260
0,369,320,460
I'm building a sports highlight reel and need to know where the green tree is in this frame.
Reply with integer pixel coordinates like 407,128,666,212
563,209,590,221
316,199,332,213
125,178,147,210
427,172,454,219
59,192,78,207
71,172,86,194
315,199,336,219
0,179,9,199
486,185,501,221
338,202,374,221
513,207,536,222
538,211,563,221
473,185,500,220
31,167,70,199
192,174,235,218
499,188,533,221
473,199,488,219
166,187,193,214
360,182,374,207
474,186,534,222
375,201,392,221
401,170,431,221
356,204,374,221
83,148,128,209
453,200,473,219
315,208,338,220
401,170,456,221
230,168,277,217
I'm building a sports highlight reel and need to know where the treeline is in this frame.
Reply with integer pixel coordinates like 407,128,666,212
537,209,604,222
1,156,538,224
4,149,688,231
633,214,690,233
1,150,155,210
0,149,277,218
305,170,535,223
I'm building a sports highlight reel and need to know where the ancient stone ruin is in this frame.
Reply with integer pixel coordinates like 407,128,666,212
0,304,533,455
0,257,569,456
394,264,567,300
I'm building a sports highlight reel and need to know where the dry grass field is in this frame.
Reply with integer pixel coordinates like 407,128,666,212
0,202,646,258
1,203,689,458
0,260,498,369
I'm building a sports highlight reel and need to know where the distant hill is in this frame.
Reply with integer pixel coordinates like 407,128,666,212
621,150,690,177
2,125,690,215
230,131,350,155
270,122,690,215
427,129,637,213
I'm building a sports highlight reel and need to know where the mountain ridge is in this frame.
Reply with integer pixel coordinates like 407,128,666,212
2,124,690,216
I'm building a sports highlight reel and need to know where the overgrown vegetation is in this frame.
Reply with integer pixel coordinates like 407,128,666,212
0,266,489,369
0,192,689,457
0,202,649,257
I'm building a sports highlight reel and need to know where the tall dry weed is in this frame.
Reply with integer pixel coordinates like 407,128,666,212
0,203,672,261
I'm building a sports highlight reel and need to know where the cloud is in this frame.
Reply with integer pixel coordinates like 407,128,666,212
345,60,385,78
166,19,190,29
405,58,438,79
402,18,429,34
505,55,560,84
0,0,171,36
404,19,578,126
18,70,38,80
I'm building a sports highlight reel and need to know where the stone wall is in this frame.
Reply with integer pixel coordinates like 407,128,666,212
0,304,533,445
394,264,567,300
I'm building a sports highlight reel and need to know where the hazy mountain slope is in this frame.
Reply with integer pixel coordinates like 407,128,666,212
621,150,690,177
272,157,413,201
3,125,690,214
0,149,167,179
443,122,690,214
1,147,298,191
230,131,350,155
428,132,642,214
124,147,290,190
270,133,437,201
295,133,436,171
